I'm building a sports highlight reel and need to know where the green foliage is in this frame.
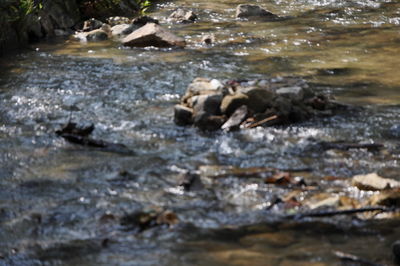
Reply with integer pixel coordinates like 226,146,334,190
138,0,151,15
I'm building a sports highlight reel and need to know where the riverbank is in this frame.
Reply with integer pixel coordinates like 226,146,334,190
0,0,143,55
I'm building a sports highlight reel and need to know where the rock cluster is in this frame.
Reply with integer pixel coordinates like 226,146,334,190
74,16,185,48
174,77,344,131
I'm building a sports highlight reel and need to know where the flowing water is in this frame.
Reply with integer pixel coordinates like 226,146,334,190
1,0,400,265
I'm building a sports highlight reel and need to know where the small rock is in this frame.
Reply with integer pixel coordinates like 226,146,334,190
174,104,193,126
392,240,400,263
221,105,249,131
82,18,104,32
169,8,197,23
369,189,400,206
178,171,204,191
122,23,186,48
235,4,278,20
352,173,400,191
85,29,109,41
201,34,215,45
276,86,304,101
131,16,159,27
220,93,249,116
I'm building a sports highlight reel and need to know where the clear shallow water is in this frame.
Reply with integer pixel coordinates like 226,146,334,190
0,0,400,265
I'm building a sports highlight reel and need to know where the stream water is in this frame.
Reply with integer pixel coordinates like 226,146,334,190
1,0,400,265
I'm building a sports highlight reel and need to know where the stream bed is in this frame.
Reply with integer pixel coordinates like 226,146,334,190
1,0,400,265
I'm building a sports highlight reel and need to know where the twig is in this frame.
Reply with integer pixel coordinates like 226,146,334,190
246,115,278,128
286,206,399,219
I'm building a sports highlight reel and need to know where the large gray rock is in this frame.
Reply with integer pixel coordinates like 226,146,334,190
352,173,400,191
236,4,278,19
122,23,186,48
168,8,197,23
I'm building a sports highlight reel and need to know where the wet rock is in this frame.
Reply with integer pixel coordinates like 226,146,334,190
183,78,224,103
82,18,104,32
122,23,186,48
220,93,249,116
85,29,109,41
276,86,304,101
168,8,197,23
221,105,249,131
236,4,278,20
192,94,222,116
131,16,159,27
202,34,215,45
111,24,135,37
369,189,400,206
174,104,193,126
352,173,400,191
178,171,204,191
194,115,225,131
392,240,400,263
239,86,275,113
190,93,224,131
107,16,130,26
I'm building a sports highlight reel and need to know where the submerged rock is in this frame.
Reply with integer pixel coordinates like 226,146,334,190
201,34,215,45
236,4,278,20
122,23,186,48
168,8,197,23
352,173,400,191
